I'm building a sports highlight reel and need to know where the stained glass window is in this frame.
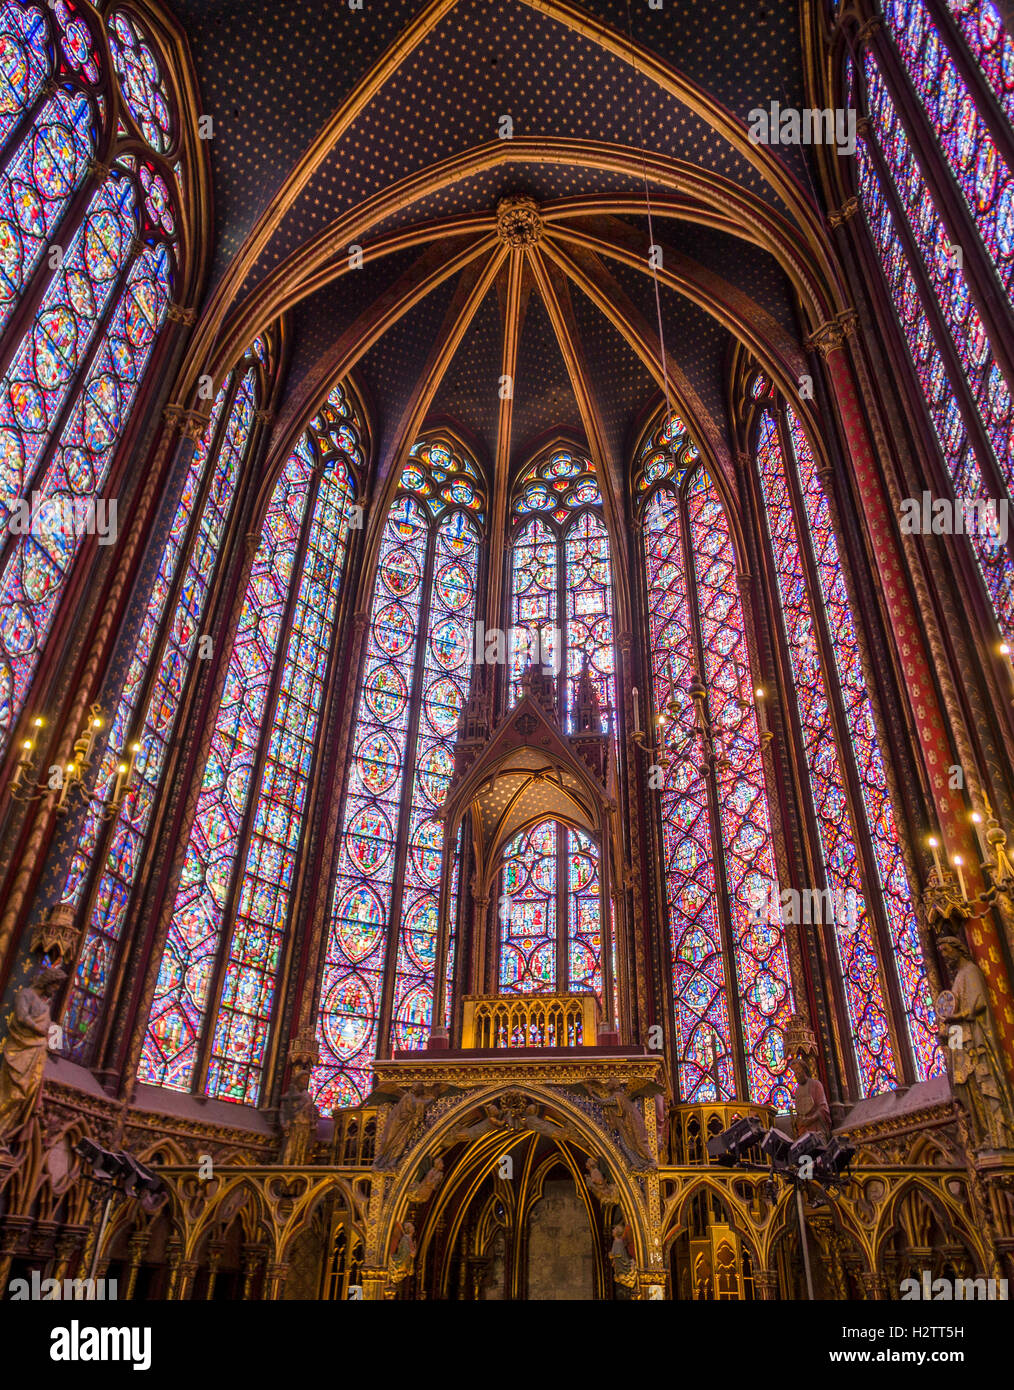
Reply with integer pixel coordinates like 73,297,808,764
0,0,181,754
782,406,939,1080
497,820,604,1003
853,49,1014,642
755,401,938,1092
946,2,1014,127
881,0,1014,306
140,384,364,1100
638,411,792,1108
493,448,616,1011
312,439,483,1112
509,449,615,727
62,363,260,1061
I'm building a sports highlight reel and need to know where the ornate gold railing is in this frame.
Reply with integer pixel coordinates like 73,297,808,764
461,992,600,1049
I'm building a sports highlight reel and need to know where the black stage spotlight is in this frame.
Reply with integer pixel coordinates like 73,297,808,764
706,1115,765,1166
116,1151,163,1200
74,1138,128,1183
759,1126,794,1169
788,1131,826,1171
817,1135,856,1180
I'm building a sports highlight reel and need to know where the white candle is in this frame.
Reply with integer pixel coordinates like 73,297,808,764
631,686,641,734
754,687,769,737
953,854,967,900
970,811,989,861
1000,643,1014,698
928,836,943,877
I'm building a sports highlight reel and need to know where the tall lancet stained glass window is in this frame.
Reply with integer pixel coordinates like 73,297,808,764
753,384,939,1092
849,13,1014,641
61,353,264,1062
0,1,183,752
312,440,484,1112
497,448,615,1005
508,449,615,728
637,412,793,1109
140,384,365,1101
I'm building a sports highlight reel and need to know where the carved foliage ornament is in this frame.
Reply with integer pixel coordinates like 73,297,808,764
496,195,544,249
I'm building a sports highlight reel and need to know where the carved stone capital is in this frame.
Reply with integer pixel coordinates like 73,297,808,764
167,302,197,326
245,531,263,559
163,404,208,442
86,158,111,183
254,409,275,426
857,15,884,42
828,195,861,229
806,318,847,359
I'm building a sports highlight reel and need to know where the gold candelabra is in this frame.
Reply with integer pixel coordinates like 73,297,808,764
8,705,139,819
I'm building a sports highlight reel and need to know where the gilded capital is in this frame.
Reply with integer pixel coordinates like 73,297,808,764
806,319,846,359
167,302,197,326
163,404,208,442
828,196,860,229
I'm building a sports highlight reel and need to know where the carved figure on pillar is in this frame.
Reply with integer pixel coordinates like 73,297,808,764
584,1156,618,1206
784,1014,831,1140
0,966,66,1147
278,1060,319,1165
608,1221,637,1297
389,1220,416,1285
937,937,1014,1150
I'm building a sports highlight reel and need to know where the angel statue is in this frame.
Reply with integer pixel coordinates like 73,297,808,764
576,1078,662,1169
367,1080,462,1170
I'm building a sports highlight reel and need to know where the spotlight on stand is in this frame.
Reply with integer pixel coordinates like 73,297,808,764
117,1151,163,1202
74,1138,129,1184
707,1115,765,1166
759,1126,794,1170
816,1135,855,1183
788,1131,825,1170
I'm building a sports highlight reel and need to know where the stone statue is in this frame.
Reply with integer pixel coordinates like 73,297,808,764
278,1062,319,1165
450,1101,508,1145
584,1155,618,1205
608,1221,637,1296
407,1155,445,1205
389,1219,417,1284
0,966,66,1148
788,1053,831,1141
784,1013,831,1141
937,937,1014,1150
597,1080,656,1168
373,1083,431,1169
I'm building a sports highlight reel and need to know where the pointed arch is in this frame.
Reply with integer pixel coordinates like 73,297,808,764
139,376,367,1100
311,434,486,1111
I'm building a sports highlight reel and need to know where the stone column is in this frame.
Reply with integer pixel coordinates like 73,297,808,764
360,1266,388,1301
164,1238,183,1300
122,1232,148,1301
175,1260,199,1301
754,1268,780,1300
240,1245,266,1300
263,1262,289,1299
204,1242,225,1300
